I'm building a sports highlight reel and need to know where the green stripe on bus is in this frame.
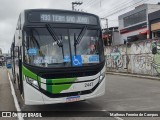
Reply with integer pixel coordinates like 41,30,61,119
22,65,76,93
47,78,76,84
46,78,76,94
22,66,41,87
22,66,37,80
52,84,73,94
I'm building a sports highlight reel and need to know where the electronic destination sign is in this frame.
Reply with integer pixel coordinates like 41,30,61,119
27,11,98,25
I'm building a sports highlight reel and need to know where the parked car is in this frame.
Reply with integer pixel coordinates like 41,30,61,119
6,60,12,69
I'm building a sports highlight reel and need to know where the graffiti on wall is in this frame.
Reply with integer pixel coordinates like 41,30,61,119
131,41,152,54
105,40,160,76
106,46,129,70
131,40,160,75
132,55,153,74
131,41,152,74
106,53,127,69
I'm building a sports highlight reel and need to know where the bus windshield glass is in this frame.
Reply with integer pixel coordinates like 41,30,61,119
24,27,103,68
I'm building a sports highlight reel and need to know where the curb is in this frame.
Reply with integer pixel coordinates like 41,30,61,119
106,72,160,80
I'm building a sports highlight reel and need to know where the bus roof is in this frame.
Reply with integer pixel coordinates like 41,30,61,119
23,9,99,18
20,9,100,26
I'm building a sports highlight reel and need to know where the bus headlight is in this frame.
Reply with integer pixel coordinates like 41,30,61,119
26,77,39,89
99,72,105,83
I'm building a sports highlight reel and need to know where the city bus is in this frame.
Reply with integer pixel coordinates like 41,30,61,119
10,9,106,105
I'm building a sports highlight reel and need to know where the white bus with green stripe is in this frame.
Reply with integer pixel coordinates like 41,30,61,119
11,9,106,105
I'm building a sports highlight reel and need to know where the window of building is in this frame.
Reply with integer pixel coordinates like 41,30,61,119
123,10,146,27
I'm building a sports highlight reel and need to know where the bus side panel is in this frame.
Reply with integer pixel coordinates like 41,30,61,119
23,80,44,105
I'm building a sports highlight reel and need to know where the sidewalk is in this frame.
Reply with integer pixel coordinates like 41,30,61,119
0,67,17,111
106,71,160,80
0,67,18,120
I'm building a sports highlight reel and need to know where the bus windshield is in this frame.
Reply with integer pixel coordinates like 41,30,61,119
24,27,103,68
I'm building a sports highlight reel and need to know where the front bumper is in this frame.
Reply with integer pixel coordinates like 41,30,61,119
24,76,105,105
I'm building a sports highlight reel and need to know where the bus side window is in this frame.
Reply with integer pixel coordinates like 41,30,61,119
14,46,19,66
19,46,22,60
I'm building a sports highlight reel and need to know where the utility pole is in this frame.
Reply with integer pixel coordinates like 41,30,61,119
72,1,83,11
0,48,2,55
106,18,108,29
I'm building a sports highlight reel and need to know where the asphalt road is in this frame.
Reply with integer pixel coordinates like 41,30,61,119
1,67,160,120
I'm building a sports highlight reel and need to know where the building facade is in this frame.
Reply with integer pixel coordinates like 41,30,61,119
102,27,121,46
148,9,160,39
118,3,160,43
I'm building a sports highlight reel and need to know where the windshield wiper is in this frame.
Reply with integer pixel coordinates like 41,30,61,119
74,26,87,45
46,24,65,60
74,26,87,55
60,35,65,59
46,24,63,47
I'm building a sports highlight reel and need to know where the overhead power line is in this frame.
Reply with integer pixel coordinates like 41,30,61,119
83,0,101,10
79,0,148,18
77,0,96,10
78,0,106,12
95,0,134,16
78,0,132,14
101,0,148,18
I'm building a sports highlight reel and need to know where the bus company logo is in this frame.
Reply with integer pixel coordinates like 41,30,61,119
2,112,11,117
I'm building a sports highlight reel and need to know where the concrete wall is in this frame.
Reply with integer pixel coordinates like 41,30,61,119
105,39,160,76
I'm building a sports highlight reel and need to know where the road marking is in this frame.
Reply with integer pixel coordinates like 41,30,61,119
8,72,24,120
114,117,124,120
84,100,92,104
101,109,107,111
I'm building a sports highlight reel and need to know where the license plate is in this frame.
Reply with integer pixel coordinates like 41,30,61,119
66,96,80,103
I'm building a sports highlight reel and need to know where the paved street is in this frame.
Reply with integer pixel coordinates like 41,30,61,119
99,74,160,111
1,67,160,120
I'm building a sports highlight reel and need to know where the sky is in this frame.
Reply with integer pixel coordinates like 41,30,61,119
0,0,159,53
